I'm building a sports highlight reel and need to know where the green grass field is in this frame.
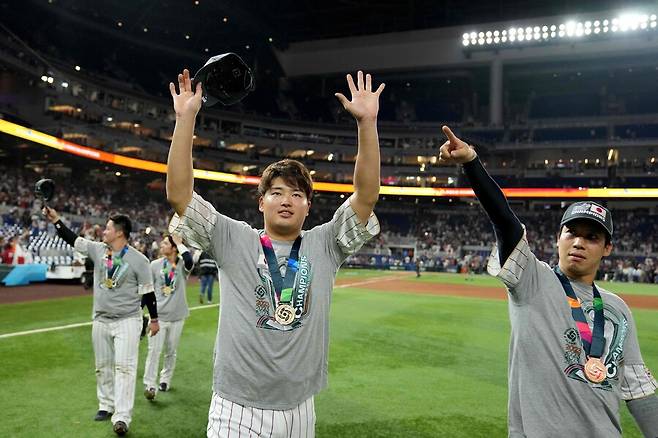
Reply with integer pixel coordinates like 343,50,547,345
0,270,656,437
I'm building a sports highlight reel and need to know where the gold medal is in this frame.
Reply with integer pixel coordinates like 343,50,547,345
274,304,295,325
103,278,114,289
162,285,172,296
584,357,606,383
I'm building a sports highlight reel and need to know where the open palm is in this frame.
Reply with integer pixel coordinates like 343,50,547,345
335,71,385,122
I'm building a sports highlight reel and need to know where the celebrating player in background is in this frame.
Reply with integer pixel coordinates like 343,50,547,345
42,207,159,437
437,126,658,437
166,69,383,437
143,233,193,400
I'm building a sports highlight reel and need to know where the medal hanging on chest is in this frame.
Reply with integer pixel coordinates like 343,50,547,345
104,245,128,289
554,268,607,383
161,257,177,296
260,234,302,326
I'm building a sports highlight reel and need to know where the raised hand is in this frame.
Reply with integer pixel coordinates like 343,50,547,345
335,71,385,123
437,125,477,165
169,69,203,118
42,206,60,224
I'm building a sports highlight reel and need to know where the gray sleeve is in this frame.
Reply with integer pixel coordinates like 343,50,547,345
619,305,658,400
330,198,380,260
74,238,104,264
169,191,219,251
169,191,252,267
135,253,154,295
626,395,658,438
486,227,542,304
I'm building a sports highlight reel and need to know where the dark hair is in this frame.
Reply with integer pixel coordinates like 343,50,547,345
109,214,132,239
166,234,178,252
258,159,313,201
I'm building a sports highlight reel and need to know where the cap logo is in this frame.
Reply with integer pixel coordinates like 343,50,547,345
570,203,606,221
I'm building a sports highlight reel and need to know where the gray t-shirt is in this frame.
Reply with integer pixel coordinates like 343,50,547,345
487,230,657,437
74,238,154,322
170,192,380,409
151,256,191,322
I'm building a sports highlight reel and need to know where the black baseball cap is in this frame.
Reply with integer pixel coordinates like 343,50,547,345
192,53,254,107
560,201,613,238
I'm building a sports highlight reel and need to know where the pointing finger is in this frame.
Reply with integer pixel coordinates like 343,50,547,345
442,125,459,143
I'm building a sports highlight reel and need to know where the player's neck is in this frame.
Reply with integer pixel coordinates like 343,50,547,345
264,225,300,242
110,238,128,252
558,261,596,285
167,253,178,264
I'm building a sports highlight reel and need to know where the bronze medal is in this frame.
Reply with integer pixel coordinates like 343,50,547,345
162,285,172,296
584,357,606,383
274,304,295,325
103,278,114,289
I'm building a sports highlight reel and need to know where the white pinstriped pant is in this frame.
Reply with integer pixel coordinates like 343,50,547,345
207,393,315,438
143,319,185,389
91,316,142,426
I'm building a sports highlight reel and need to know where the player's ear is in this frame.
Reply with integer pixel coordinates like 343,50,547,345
258,196,264,213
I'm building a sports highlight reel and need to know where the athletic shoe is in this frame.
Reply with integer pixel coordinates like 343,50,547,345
113,421,128,436
94,410,112,421
159,382,168,392
144,387,156,400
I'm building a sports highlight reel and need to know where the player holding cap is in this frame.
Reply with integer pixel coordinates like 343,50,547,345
166,63,383,437
42,207,159,436
438,126,658,437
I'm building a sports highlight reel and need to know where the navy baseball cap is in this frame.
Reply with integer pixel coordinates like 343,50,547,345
192,53,254,107
560,201,613,238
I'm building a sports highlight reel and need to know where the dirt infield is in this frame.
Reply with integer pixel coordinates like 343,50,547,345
0,283,89,304
3,275,658,310
347,277,658,310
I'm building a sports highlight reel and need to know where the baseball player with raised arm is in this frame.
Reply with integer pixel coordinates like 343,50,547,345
438,126,658,437
166,69,383,437
143,233,194,400
43,207,159,436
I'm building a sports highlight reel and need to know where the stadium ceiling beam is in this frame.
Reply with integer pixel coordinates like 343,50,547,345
275,9,658,76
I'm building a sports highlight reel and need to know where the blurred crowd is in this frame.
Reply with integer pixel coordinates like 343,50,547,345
1,166,657,283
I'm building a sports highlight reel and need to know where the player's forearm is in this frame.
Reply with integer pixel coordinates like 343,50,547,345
462,157,523,263
141,292,158,320
53,219,79,247
352,119,381,205
627,394,658,437
166,114,196,215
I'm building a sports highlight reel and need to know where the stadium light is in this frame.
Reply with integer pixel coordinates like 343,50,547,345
462,10,658,49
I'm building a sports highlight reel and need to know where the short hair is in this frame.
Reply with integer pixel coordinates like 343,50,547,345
165,234,178,252
258,159,313,201
109,214,132,239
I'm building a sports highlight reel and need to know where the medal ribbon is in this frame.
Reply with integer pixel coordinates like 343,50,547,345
105,245,129,281
554,267,606,359
161,257,178,287
260,234,302,304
